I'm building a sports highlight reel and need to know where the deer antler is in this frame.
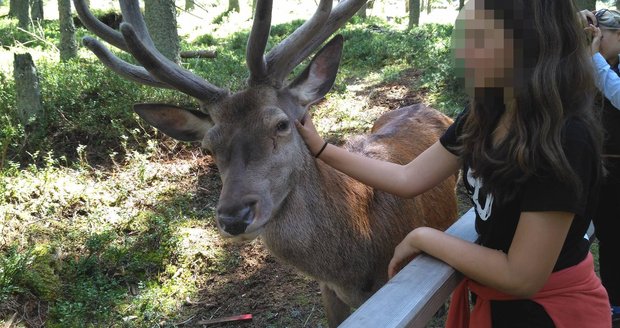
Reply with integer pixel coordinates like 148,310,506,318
73,0,228,103
247,0,368,87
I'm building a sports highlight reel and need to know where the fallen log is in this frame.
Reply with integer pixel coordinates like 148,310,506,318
180,50,217,59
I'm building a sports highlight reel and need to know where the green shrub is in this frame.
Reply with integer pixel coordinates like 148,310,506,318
339,22,466,114
0,244,61,303
191,33,217,46
0,245,31,303
0,71,20,168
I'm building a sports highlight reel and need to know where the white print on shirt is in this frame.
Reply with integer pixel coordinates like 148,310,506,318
466,168,494,221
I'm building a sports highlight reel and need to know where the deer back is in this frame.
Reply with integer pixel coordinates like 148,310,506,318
258,104,457,307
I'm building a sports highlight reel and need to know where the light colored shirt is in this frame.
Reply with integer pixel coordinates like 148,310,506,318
593,52,620,109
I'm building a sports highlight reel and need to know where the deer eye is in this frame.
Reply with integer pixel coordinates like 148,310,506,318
275,120,290,134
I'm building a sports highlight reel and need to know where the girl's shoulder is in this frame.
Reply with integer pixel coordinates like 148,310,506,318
439,105,470,154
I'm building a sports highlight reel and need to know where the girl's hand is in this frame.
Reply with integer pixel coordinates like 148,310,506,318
578,9,597,28
388,231,424,279
581,10,602,55
294,113,326,156
588,24,602,55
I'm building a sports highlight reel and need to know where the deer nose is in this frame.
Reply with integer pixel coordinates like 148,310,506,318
217,202,256,236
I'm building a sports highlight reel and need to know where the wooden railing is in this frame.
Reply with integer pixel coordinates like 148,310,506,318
340,208,478,328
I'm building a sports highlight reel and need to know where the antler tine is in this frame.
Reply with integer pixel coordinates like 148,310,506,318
265,0,332,86
268,0,368,86
118,0,156,49
73,0,167,88
120,23,228,102
246,0,272,85
73,0,128,51
75,0,228,103
118,0,228,101
82,36,172,89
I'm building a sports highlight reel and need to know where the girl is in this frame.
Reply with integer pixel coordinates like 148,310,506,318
583,8,620,326
296,0,611,326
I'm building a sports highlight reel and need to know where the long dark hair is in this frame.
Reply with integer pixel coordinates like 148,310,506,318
457,0,603,202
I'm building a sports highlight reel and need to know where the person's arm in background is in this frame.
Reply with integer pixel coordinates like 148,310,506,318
592,50,620,109
580,9,620,109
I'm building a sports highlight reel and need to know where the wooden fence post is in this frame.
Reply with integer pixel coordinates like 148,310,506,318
340,209,479,328
13,53,44,125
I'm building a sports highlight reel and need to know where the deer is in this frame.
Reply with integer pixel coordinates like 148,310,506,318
72,0,458,326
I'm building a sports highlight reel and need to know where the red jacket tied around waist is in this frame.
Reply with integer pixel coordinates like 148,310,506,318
446,252,611,328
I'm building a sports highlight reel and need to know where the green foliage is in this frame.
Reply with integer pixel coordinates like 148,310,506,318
0,245,32,303
192,33,217,47
0,17,91,51
35,58,145,157
46,213,180,326
0,71,19,168
0,153,211,325
0,244,61,303
339,21,466,115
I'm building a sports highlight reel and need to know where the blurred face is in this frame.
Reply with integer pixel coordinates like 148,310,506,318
599,28,620,64
452,0,515,93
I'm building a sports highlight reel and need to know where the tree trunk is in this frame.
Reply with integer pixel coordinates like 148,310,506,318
408,0,420,29
405,0,409,13
8,0,17,17
458,0,464,10
30,0,44,24
14,53,44,125
228,0,239,13
58,0,77,61
426,0,431,14
16,0,30,30
145,0,180,63
573,0,596,10
616,0,620,10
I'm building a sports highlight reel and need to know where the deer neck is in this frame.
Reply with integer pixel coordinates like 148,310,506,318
287,158,371,230
261,156,373,274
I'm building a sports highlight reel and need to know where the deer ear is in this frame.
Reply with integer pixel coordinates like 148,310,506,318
288,35,344,107
133,103,212,142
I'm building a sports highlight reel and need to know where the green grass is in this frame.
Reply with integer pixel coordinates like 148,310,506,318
0,13,466,327
0,149,229,326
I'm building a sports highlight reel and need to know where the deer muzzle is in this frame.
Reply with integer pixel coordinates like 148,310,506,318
216,198,259,236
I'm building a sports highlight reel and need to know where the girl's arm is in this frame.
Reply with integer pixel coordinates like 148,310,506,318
389,211,574,298
295,115,461,198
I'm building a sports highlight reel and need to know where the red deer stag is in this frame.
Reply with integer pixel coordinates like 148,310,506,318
73,0,458,325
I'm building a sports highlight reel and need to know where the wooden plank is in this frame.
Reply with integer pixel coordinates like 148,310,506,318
340,208,478,328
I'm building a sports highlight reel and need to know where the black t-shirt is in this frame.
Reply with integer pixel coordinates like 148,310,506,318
440,109,598,272
601,97,620,156
600,64,620,156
